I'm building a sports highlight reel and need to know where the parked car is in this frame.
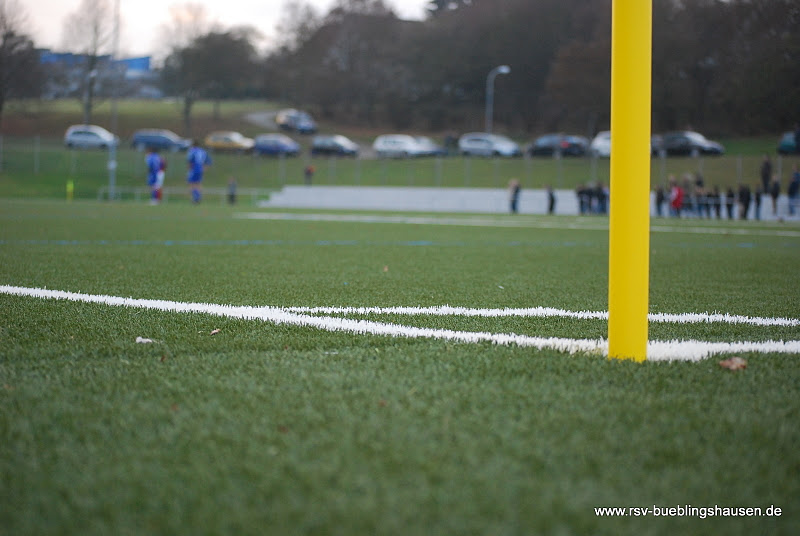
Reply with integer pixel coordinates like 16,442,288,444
661,131,724,156
458,132,521,157
373,134,432,158
414,136,446,157
528,133,588,157
64,124,119,149
777,131,797,155
276,109,317,134
589,131,611,157
253,133,300,156
131,129,191,152
590,131,666,157
651,134,664,156
311,135,359,157
203,131,255,153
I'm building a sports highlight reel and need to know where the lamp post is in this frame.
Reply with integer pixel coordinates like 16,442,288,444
485,65,510,133
108,0,120,201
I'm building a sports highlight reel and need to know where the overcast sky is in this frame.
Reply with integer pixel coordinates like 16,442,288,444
26,0,429,57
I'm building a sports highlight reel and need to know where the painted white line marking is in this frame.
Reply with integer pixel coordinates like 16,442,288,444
284,305,800,327
2,285,799,362
235,212,800,237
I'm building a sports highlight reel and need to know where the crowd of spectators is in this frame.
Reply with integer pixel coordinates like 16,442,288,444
654,159,800,220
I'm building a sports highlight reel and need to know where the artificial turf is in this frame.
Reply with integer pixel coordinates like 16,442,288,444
1,199,799,535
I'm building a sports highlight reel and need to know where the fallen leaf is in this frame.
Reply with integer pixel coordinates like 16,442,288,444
719,356,747,371
136,336,155,344
210,329,221,336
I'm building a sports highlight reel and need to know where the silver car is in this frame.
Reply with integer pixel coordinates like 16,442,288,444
64,124,119,149
458,132,521,157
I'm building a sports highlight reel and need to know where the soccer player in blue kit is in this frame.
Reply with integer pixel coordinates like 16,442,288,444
145,146,164,204
186,140,211,204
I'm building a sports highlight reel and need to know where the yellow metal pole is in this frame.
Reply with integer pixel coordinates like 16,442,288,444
608,0,652,361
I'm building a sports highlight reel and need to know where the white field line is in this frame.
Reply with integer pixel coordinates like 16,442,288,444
2,285,799,362
284,305,800,327
236,212,800,237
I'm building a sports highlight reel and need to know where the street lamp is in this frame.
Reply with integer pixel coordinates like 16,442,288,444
485,64,510,133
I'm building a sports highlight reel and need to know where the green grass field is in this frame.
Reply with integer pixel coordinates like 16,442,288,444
1,198,799,535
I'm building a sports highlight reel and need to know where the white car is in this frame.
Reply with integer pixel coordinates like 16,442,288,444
458,132,521,157
64,124,119,149
590,131,611,157
373,134,430,158
413,136,445,156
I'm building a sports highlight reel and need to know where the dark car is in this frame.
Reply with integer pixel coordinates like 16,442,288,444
311,135,359,157
777,131,797,155
253,133,300,156
528,134,588,157
661,131,724,156
276,109,317,134
131,129,191,152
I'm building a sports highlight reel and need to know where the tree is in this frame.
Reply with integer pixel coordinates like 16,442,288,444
61,0,114,125
0,0,41,130
161,28,260,135
155,2,214,62
275,1,321,52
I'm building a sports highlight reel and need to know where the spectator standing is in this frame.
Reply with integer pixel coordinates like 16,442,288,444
227,176,237,205
145,146,163,205
576,184,590,214
304,164,315,185
738,183,751,220
770,175,780,216
788,164,800,216
694,173,709,218
711,185,722,219
725,187,736,219
596,182,608,214
682,174,695,217
186,140,211,204
655,186,665,217
760,155,772,194
508,178,521,214
669,175,683,217
546,184,556,215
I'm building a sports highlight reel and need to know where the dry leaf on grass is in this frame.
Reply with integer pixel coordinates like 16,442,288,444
135,336,155,344
719,357,747,371
210,329,221,336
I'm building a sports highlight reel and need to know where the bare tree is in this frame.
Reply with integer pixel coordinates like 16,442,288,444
62,0,113,125
276,1,321,52
0,0,41,130
156,2,214,61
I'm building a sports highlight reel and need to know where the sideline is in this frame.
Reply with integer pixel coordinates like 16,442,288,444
2,285,799,362
236,211,800,237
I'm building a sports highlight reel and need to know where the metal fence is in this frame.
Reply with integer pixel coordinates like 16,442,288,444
0,135,795,195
